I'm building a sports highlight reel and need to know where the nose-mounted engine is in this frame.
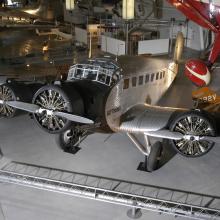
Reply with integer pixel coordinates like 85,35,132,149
1,58,121,134
32,84,85,133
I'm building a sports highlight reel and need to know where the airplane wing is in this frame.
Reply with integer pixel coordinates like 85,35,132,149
119,104,220,157
120,104,186,133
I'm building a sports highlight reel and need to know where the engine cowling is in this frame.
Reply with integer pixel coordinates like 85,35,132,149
169,110,216,157
0,82,42,118
185,59,211,87
32,84,84,134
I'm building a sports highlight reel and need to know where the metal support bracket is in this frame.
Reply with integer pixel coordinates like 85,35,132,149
127,202,142,219
126,133,149,156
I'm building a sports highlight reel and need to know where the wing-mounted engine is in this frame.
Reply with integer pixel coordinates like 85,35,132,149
169,110,217,157
0,81,42,118
119,104,219,157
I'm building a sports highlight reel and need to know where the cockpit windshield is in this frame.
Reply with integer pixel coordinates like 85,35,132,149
67,58,121,86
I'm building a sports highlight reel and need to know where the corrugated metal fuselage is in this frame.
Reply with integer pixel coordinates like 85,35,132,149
105,56,179,132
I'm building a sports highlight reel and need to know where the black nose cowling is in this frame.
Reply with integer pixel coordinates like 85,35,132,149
32,84,84,134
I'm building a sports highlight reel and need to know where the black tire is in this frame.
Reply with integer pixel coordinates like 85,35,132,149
56,129,80,153
32,84,84,134
146,141,163,172
55,127,89,153
169,110,216,157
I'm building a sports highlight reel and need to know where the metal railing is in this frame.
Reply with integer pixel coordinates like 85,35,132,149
67,64,116,86
0,158,219,219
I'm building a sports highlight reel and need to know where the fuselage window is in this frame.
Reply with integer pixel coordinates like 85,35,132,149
145,74,149,83
151,73,154,82
139,75,144,85
163,70,165,78
132,77,137,87
156,72,159,80
123,78,129,90
160,71,163,79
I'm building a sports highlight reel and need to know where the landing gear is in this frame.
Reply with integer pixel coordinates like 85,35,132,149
56,126,89,154
127,133,175,172
144,141,163,172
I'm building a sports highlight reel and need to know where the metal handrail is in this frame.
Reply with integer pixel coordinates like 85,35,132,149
0,159,220,220
67,64,117,86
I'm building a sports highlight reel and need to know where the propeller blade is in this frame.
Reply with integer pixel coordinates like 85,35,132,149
54,111,94,124
144,130,184,140
200,136,220,144
6,101,40,113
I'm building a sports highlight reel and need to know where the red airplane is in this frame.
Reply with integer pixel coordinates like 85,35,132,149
167,0,220,87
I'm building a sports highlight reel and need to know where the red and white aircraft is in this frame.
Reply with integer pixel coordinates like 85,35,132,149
167,0,220,86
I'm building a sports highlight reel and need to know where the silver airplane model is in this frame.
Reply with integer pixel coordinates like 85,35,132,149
1,32,220,171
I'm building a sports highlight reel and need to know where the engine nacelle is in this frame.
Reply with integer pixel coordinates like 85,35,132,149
185,59,211,87
32,84,84,134
169,110,216,157
0,82,42,118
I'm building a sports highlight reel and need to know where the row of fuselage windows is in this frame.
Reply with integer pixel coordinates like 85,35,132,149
123,69,166,90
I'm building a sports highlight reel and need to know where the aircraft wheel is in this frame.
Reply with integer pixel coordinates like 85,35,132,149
56,127,88,154
145,141,163,172
169,111,216,157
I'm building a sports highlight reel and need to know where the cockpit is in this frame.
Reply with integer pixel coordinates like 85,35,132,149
67,58,121,86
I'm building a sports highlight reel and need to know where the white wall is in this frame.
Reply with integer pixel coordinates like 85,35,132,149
138,39,169,55
75,27,88,45
101,36,125,55
160,0,208,51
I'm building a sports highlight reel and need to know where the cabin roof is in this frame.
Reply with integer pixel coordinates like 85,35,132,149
116,55,171,77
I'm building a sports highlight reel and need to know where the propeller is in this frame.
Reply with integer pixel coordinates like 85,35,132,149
6,100,94,124
54,111,94,124
145,129,220,145
7,101,40,113
200,136,220,144
144,130,184,140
